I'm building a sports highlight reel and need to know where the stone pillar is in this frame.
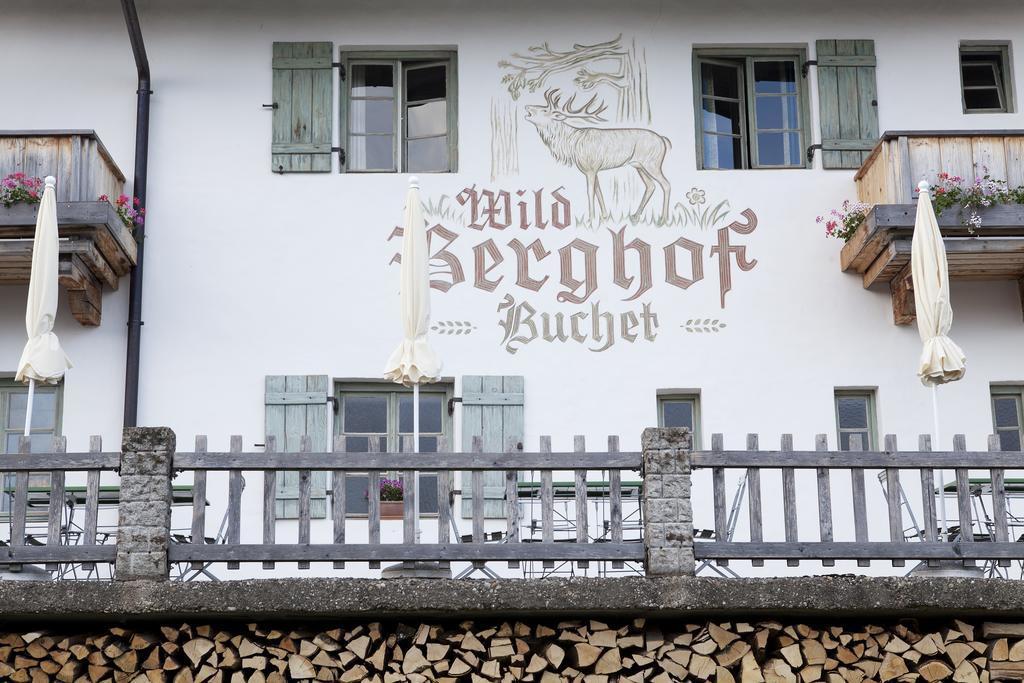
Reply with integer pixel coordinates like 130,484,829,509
115,427,176,581
641,427,695,576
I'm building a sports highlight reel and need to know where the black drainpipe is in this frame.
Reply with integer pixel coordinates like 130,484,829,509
120,0,151,428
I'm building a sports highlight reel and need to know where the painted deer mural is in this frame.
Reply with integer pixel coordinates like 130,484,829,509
525,89,671,224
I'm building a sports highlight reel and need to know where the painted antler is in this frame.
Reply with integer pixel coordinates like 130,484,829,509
542,88,562,110
563,93,608,122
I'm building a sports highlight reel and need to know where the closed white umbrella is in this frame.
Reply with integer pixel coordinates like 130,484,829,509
911,179,966,540
384,176,441,538
15,176,72,438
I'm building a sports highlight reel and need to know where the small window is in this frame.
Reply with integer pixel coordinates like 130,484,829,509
342,51,457,173
694,48,809,169
991,386,1024,450
960,43,1015,114
335,382,452,514
1,380,62,512
658,393,701,448
835,390,876,451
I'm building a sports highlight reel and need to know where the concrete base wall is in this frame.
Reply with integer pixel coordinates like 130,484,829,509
0,577,1021,622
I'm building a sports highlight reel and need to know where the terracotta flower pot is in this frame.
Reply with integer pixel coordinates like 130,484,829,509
379,501,404,519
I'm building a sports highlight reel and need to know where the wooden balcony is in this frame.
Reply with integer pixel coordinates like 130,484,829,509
0,131,134,326
841,130,1024,324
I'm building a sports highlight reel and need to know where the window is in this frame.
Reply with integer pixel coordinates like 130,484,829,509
960,43,1015,113
1,380,61,513
991,386,1024,450
694,48,810,169
658,392,701,448
342,51,457,173
1,380,61,455
834,390,876,451
335,382,452,514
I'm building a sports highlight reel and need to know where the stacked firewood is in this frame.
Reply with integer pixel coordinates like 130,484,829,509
0,618,1017,682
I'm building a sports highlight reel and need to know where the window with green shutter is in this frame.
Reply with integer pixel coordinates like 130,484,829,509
657,391,702,449
692,47,811,169
834,389,877,451
814,39,879,169
334,381,451,515
0,379,62,513
340,50,458,173
460,375,524,518
991,385,1024,450
271,42,334,173
264,375,330,518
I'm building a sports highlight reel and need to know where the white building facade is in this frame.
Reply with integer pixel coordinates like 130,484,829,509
2,0,1024,576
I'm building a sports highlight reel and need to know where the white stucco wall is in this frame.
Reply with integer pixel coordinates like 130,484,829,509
2,0,1024,577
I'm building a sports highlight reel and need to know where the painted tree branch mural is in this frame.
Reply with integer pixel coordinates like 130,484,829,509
499,35,650,124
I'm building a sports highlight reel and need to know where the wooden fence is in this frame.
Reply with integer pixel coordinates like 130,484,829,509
5,427,1024,578
691,433,1024,568
0,435,117,570
168,434,644,570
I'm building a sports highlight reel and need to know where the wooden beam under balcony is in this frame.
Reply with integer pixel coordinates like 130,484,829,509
844,130,1024,324
0,201,137,326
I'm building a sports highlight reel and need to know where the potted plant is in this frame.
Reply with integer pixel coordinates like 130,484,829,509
0,173,43,208
378,477,404,519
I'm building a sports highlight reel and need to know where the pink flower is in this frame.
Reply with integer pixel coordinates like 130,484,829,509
98,194,109,202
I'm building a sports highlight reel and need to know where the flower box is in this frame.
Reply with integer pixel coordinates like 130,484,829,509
380,501,404,520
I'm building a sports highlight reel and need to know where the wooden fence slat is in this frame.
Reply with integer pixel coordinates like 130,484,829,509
746,434,763,567
401,435,416,572
45,435,66,572
574,435,589,569
693,541,1024,561
228,435,244,570
436,435,450,573
175,451,641,470
367,436,381,569
688,451,1018,468
169,542,644,564
296,435,313,570
953,434,975,567
505,436,521,569
332,435,346,569
608,435,623,569
711,433,728,567
82,436,101,573
6,436,30,573
262,435,277,570
918,434,939,567
883,434,905,567
815,434,835,567
471,435,484,569
850,434,870,567
190,436,208,571
781,434,798,567
989,434,1011,567
540,436,554,569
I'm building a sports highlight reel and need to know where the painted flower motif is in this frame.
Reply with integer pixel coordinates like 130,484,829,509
686,187,706,206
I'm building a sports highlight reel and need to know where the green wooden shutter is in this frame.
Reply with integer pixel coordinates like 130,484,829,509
271,42,334,173
815,39,879,169
461,376,524,518
265,375,329,519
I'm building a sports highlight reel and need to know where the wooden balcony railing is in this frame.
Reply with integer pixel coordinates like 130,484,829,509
0,130,133,326
843,130,1024,324
4,427,1024,580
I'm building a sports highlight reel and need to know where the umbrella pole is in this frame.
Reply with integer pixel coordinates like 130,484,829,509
413,383,421,543
932,383,948,541
23,378,35,438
